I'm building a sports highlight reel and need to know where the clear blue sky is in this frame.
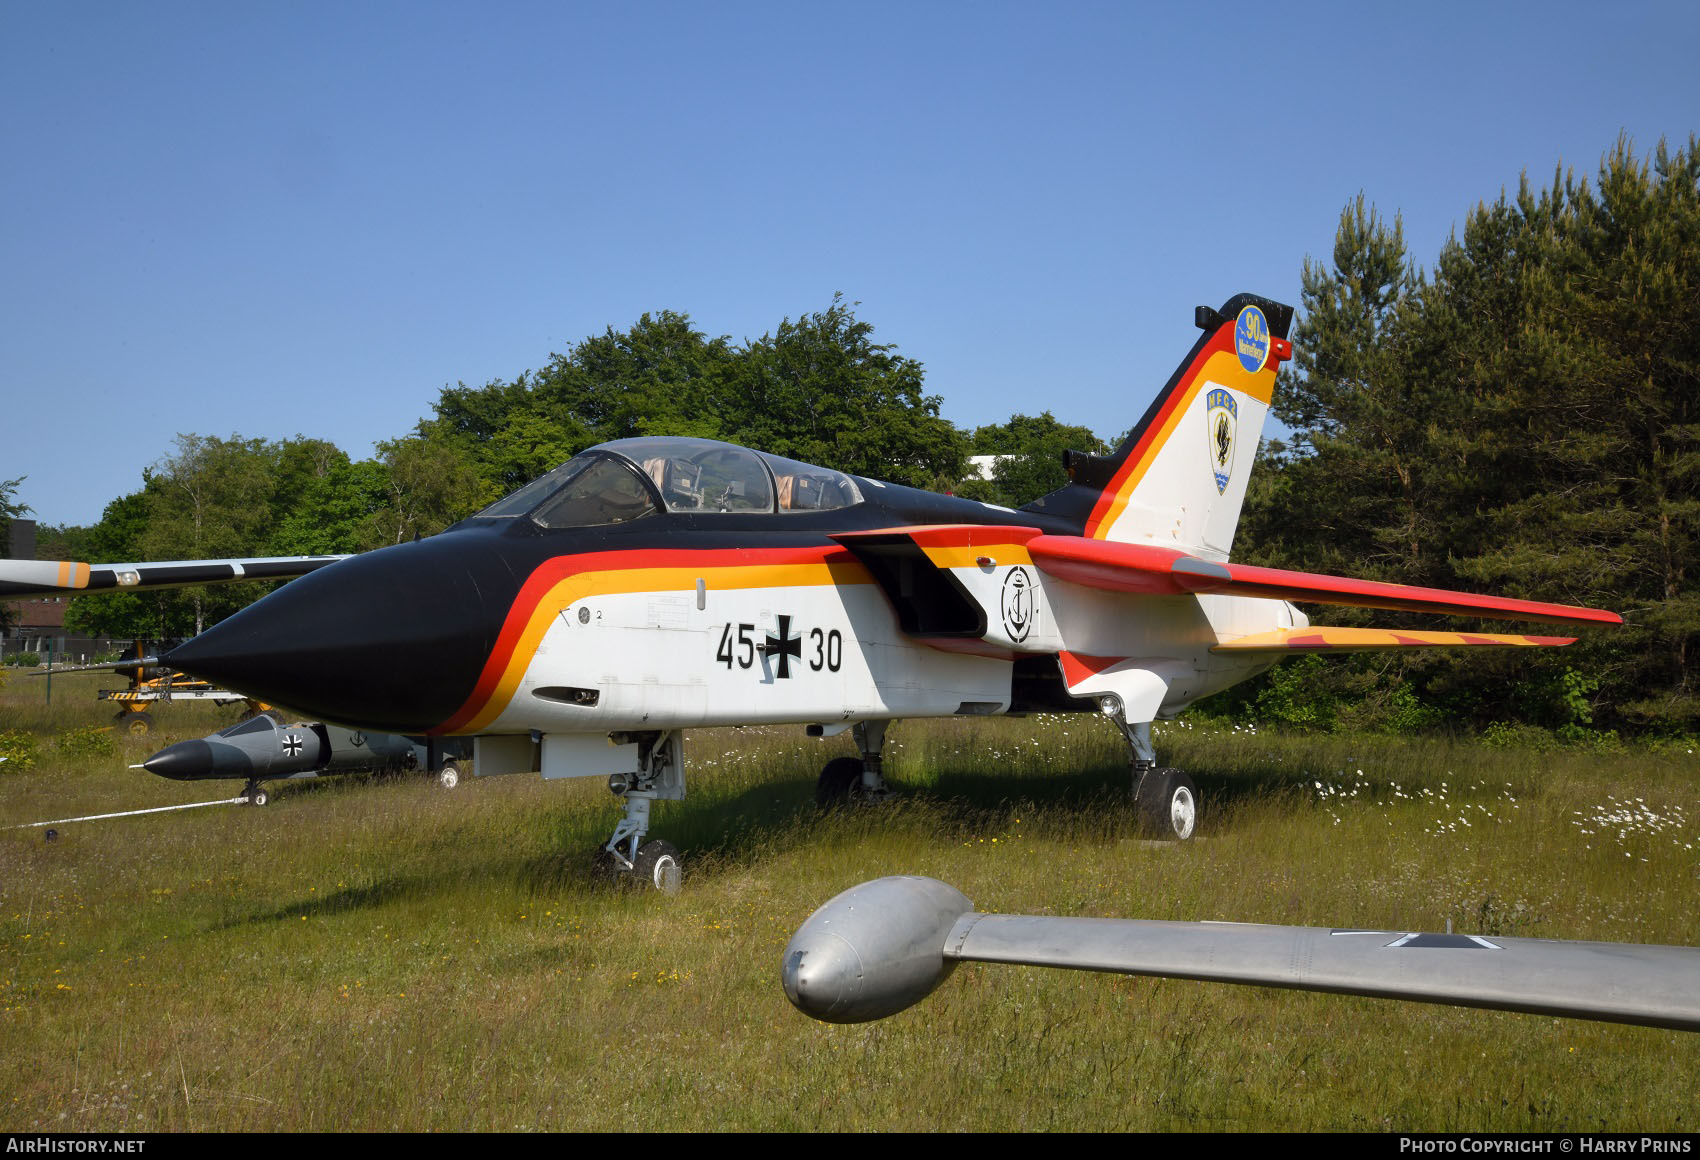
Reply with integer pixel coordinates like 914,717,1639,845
4,1,1695,529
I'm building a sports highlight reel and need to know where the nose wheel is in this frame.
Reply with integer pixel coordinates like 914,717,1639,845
242,781,270,807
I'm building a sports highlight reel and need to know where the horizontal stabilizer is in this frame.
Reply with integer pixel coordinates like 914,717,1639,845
0,555,349,601
1026,535,1621,626
783,877,1700,1031
1212,627,1576,653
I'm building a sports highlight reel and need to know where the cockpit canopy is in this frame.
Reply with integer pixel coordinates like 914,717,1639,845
473,436,864,528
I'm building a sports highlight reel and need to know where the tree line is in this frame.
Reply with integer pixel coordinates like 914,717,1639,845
1226,136,1698,736
14,293,1097,641
10,137,1695,734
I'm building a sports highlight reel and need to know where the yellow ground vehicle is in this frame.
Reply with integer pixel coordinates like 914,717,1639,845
32,645,268,735
101,668,268,735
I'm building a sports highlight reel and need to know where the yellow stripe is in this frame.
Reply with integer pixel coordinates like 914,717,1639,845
917,544,1036,570
459,560,872,734
1212,628,1567,653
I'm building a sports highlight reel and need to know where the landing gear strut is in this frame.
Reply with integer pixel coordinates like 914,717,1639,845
599,731,683,892
816,720,894,806
1103,705,1198,841
242,780,270,807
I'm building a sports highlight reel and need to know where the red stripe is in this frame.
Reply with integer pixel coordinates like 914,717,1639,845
1058,651,1127,687
1028,535,1207,595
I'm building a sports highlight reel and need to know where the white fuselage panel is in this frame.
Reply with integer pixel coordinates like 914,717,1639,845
486,580,1012,733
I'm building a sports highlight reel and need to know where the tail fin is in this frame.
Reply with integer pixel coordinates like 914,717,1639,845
1023,293,1292,561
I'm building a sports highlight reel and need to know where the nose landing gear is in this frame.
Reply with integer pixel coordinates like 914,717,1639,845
598,731,684,892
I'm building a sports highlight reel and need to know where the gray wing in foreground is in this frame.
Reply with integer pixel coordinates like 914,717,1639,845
781,876,1700,1030
952,913,1700,1032
0,556,350,600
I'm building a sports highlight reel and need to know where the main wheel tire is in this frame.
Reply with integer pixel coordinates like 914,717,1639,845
120,711,154,736
815,756,865,807
437,761,461,790
632,839,681,892
1136,768,1199,841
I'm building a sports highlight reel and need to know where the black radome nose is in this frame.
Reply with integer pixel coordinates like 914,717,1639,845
141,738,220,781
165,536,512,733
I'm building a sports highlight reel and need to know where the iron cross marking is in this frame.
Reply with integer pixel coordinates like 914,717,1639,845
281,733,304,757
766,615,803,679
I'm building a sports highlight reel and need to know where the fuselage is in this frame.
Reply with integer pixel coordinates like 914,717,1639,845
164,438,1299,737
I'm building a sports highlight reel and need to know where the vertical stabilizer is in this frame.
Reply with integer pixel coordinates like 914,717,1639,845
1023,294,1292,561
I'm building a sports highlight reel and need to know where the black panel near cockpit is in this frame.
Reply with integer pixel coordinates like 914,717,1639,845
833,535,984,637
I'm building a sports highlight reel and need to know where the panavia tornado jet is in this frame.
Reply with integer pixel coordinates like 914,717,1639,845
2,295,1620,887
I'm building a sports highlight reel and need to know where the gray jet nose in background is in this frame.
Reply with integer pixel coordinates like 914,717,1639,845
141,713,318,781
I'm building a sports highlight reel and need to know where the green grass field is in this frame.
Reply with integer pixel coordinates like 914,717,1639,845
1,671,1696,1131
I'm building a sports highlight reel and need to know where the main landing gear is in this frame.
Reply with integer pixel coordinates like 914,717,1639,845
1102,704,1198,841
815,720,895,807
598,731,684,893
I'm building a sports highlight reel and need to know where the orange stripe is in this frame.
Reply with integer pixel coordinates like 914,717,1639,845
918,540,1037,571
